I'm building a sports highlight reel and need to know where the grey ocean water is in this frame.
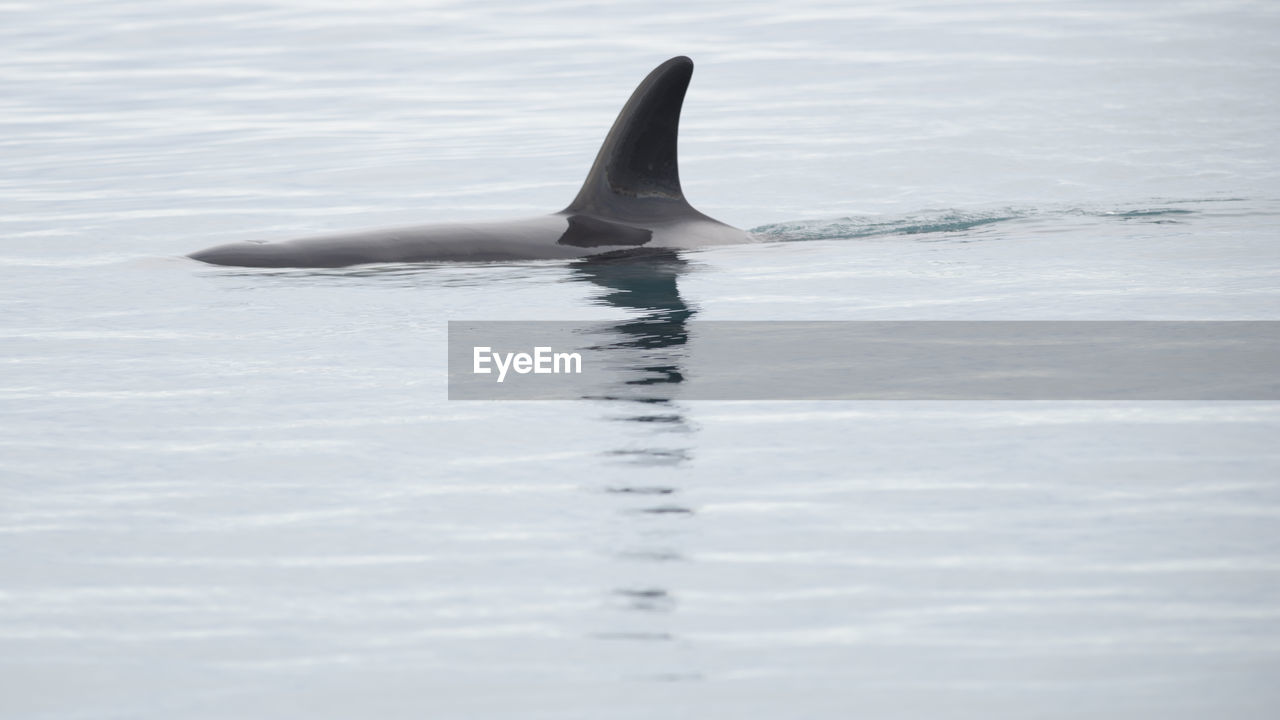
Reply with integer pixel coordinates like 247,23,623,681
3,1,1279,717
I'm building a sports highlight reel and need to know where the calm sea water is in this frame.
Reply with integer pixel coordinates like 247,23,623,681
3,1,1279,718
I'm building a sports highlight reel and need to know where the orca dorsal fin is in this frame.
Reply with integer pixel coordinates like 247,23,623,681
566,56,694,217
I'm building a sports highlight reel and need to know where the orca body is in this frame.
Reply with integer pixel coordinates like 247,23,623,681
189,56,750,268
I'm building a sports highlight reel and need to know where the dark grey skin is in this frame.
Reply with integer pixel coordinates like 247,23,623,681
189,56,752,268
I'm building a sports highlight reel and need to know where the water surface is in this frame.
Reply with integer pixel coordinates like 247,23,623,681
2,1,1279,718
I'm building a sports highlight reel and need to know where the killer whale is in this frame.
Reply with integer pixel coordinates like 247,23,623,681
189,56,751,268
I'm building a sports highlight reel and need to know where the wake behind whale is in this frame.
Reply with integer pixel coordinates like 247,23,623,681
189,56,752,268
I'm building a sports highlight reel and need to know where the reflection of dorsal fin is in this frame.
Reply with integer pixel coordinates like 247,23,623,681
566,56,694,216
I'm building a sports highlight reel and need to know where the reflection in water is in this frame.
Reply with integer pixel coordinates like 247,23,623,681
605,486,674,496
605,447,691,466
567,250,697,667
568,248,693,403
612,587,676,613
200,260,568,290
568,249,696,469
617,548,685,563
